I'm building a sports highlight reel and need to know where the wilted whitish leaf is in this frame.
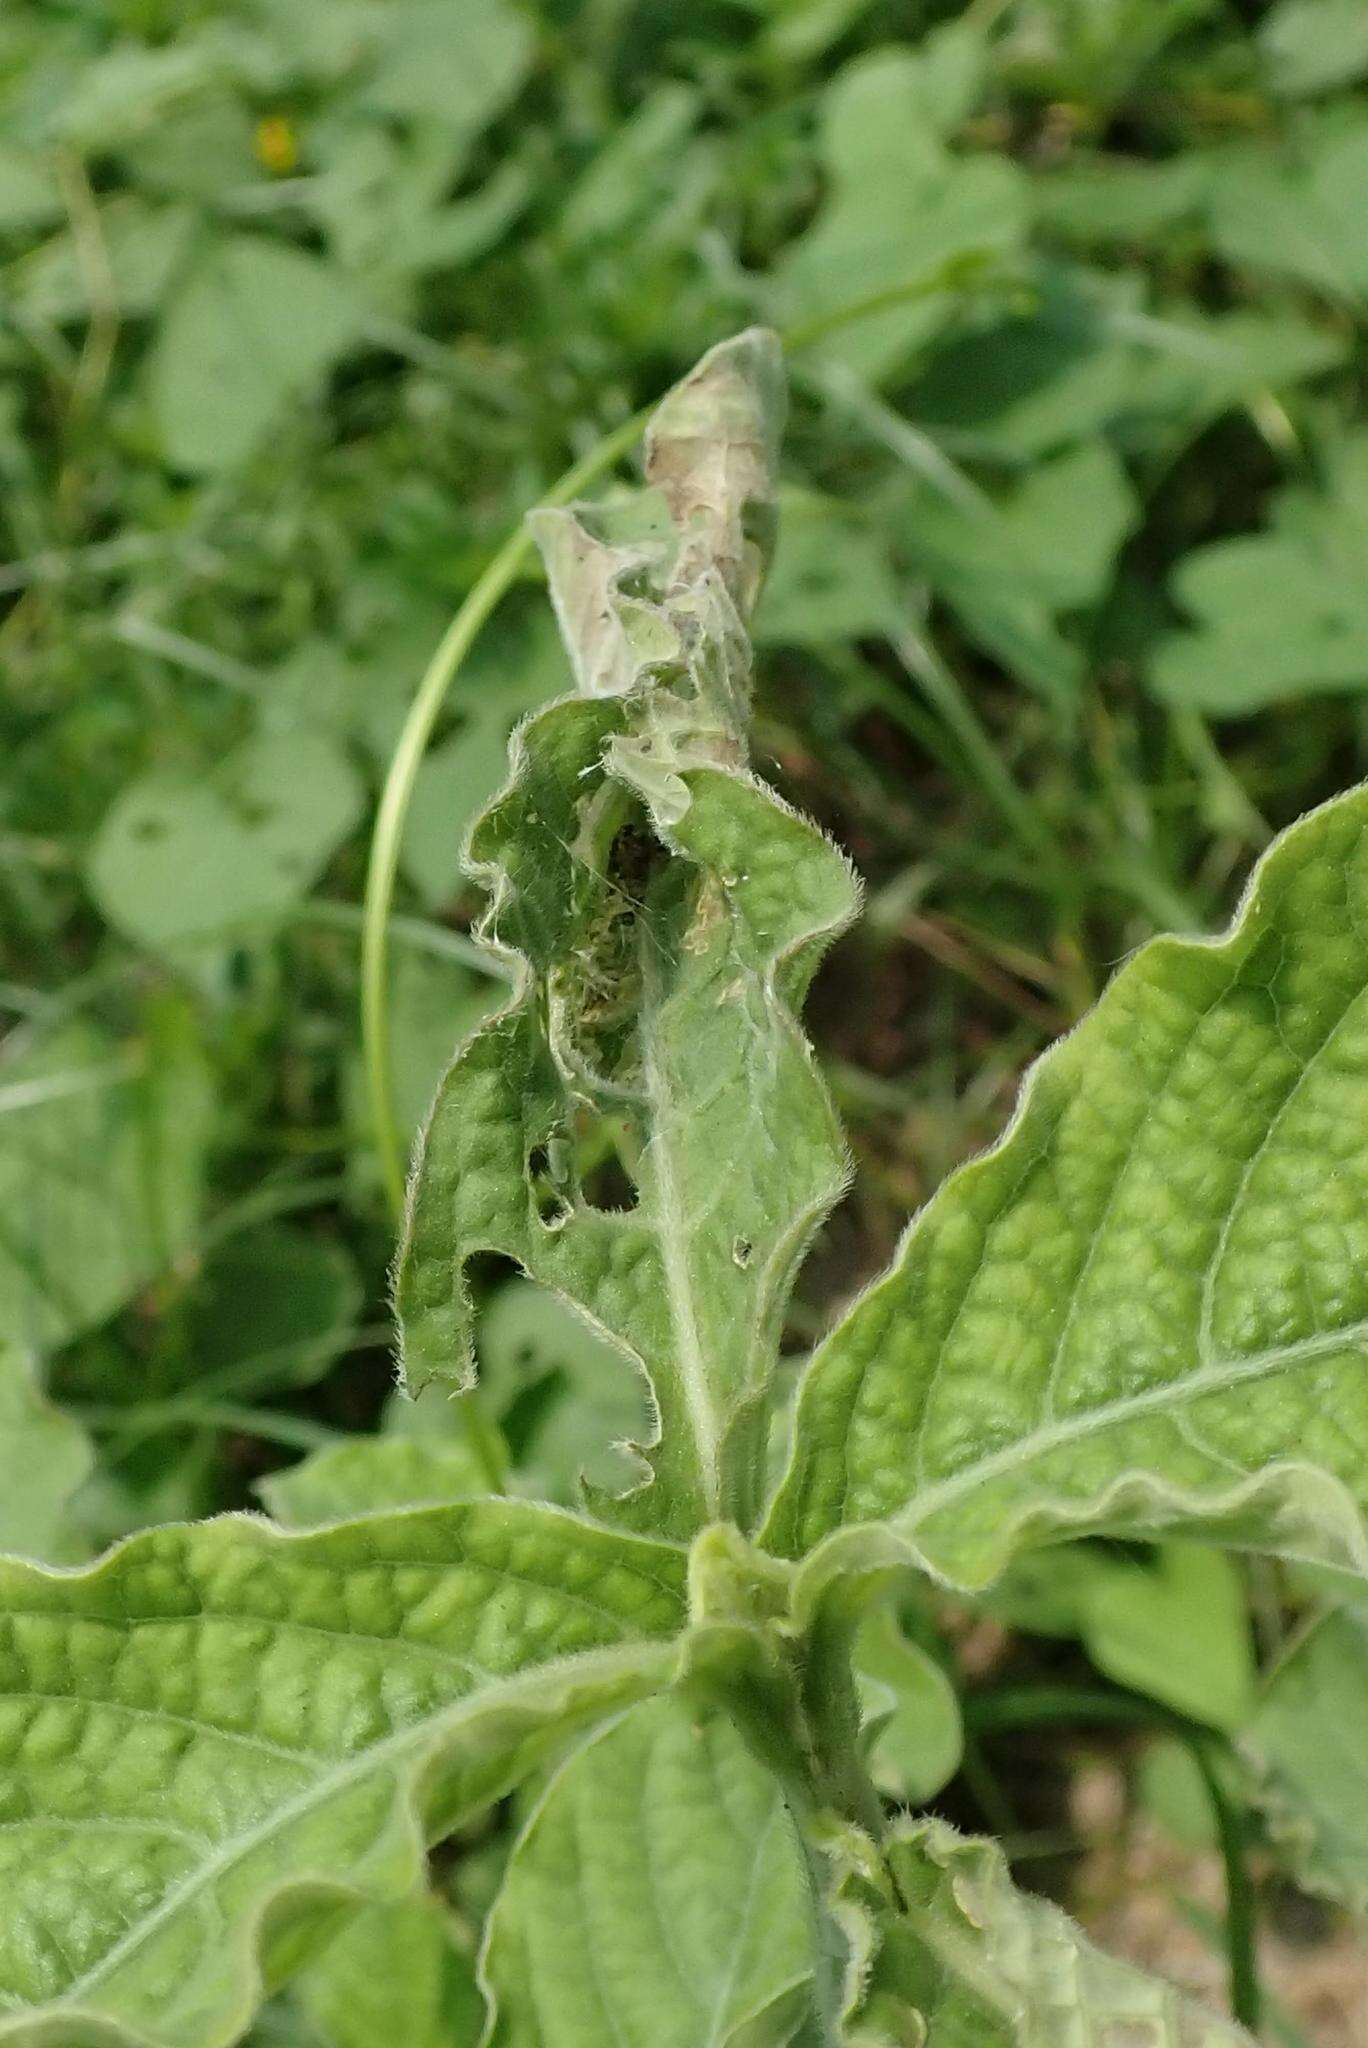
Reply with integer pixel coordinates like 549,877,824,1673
396,331,858,1540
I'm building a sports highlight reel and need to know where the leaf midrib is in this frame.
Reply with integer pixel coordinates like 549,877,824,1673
18,1638,674,2027
901,1316,1368,1535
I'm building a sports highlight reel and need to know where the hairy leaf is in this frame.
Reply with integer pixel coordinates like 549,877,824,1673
849,1819,1252,2045
480,1696,815,2047
396,332,858,1537
0,1503,685,2046
768,786,1368,1585
854,1604,962,1803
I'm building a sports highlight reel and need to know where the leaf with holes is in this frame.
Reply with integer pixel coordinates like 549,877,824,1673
768,784,1368,1586
396,331,858,1540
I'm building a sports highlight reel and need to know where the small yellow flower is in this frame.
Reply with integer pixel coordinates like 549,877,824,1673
255,115,297,176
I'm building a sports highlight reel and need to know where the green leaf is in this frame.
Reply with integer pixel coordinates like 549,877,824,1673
1151,430,1368,713
0,143,60,235
12,199,196,325
776,45,1026,382
854,1604,962,1803
396,332,858,1539
292,1896,483,2048
480,1696,815,2047
767,784,1368,1587
0,1348,93,1564
348,950,500,1158
259,1436,485,1528
990,1542,1254,1731
0,1502,686,2046
850,1818,1252,2044
45,39,223,153
755,489,899,648
556,85,701,252
184,1224,363,1398
88,731,363,954
401,613,570,910
1033,156,1207,245
1253,0,1368,95
1204,118,1368,300
477,1279,649,1500
1246,1601,1368,1910
908,277,1341,462
0,1012,212,1353
362,0,533,145
1260,0,1368,96
148,236,365,472
902,440,1138,705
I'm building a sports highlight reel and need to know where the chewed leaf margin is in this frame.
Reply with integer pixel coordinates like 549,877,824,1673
394,332,859,1539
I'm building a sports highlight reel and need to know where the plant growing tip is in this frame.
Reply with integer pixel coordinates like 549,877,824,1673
396,328,859,1540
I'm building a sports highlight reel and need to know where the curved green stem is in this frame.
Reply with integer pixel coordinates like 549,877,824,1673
362,263,1015,1218
361,409,649,1215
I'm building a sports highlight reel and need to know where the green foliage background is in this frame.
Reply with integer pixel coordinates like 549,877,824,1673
2,0,1367,2037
